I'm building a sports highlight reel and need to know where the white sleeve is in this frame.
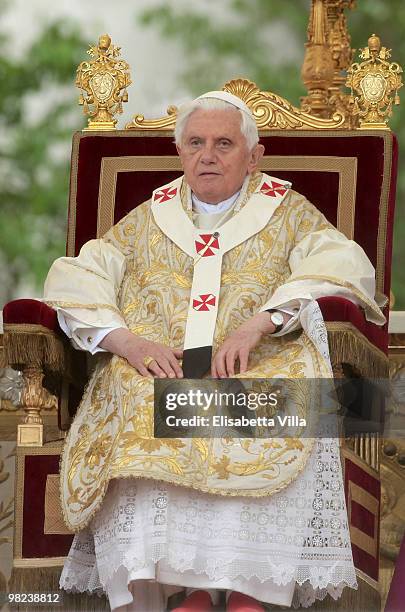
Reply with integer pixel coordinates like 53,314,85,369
44,238,129,351
57,312,125,354
260,228,386,327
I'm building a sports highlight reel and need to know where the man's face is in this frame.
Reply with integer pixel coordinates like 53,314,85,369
176,108,264,204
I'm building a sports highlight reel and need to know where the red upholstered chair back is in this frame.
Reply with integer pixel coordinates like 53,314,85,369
69,129,397,304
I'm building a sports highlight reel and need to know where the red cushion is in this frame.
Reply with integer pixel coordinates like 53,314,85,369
3,299,61,334
318,296,387,354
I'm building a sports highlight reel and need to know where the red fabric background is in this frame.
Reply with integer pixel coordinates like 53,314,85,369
318,296,387,353
344,456,380,581
385,532,405,611
22,455,73,558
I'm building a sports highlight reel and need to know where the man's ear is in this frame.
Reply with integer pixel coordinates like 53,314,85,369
248,143,265,173
176,143,184,168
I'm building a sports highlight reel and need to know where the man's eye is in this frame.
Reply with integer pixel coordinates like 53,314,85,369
189,139,201,147
218,140,231,148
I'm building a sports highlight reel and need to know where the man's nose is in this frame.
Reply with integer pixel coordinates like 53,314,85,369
200,143,216,163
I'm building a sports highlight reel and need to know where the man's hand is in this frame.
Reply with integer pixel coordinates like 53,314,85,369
211,311,290,378
100,328,183,378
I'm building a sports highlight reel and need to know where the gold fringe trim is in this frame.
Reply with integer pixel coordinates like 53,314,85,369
9,565,62,594
326,322,388,378
3,324,65,372
0,349,7,368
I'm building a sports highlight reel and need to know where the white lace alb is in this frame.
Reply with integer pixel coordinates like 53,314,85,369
60,436,357,609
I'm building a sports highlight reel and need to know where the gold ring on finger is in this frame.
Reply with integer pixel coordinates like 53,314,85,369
143,355,155,368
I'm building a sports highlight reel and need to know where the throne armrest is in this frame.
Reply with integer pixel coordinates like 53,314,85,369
2,299,88,438
2,299,66,372
317,296,388,378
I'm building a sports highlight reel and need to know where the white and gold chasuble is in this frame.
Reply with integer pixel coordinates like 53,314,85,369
44,172,384,532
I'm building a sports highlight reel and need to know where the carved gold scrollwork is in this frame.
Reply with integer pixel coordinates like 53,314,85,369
126,78,345,131
17,365,56,447
346,34,403,129
126,104,178,130
223,79,345,129
76,34,131,131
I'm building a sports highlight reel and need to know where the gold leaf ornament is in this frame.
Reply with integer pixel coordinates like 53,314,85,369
76,34,131,130
346,33,403,129
223,78,345,130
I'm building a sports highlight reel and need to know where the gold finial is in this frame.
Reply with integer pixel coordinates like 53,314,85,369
76,34,131,131
346,33,403,130
300,0,335,118
324,0,357,127
368,33,381,54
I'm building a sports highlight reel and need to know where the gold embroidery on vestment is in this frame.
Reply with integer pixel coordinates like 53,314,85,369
60,176,338,531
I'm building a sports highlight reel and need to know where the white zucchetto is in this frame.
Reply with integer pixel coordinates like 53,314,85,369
195,90,254,118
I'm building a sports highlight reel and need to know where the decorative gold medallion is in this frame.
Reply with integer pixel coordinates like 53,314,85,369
346,34,403,129
76,34,131,131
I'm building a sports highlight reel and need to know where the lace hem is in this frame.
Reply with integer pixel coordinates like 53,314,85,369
59,539,102,594
292,579,357,609
61,584,105,598
60,540,357,609
93,538,356,587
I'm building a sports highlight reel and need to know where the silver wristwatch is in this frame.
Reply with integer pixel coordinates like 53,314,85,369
266,309,284,333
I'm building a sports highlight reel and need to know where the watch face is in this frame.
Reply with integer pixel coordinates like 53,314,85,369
270,312,284,327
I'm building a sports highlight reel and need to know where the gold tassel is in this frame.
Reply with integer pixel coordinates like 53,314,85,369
9,566,109,611
326,324,388,378
3,328,65,372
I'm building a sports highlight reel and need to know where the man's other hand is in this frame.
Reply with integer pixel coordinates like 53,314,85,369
100,328,183,378
211,312,289,378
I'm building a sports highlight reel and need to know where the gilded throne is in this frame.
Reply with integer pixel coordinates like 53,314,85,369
1,1,403,610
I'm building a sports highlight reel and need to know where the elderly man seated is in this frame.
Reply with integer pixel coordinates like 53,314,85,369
44,91,385,611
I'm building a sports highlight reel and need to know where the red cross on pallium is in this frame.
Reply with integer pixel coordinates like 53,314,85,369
260,181,288,198
153,187,178,203
195,234,220,257
192,294,216,311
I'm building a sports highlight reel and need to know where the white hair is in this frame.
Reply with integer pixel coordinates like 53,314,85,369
174,98,259,151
